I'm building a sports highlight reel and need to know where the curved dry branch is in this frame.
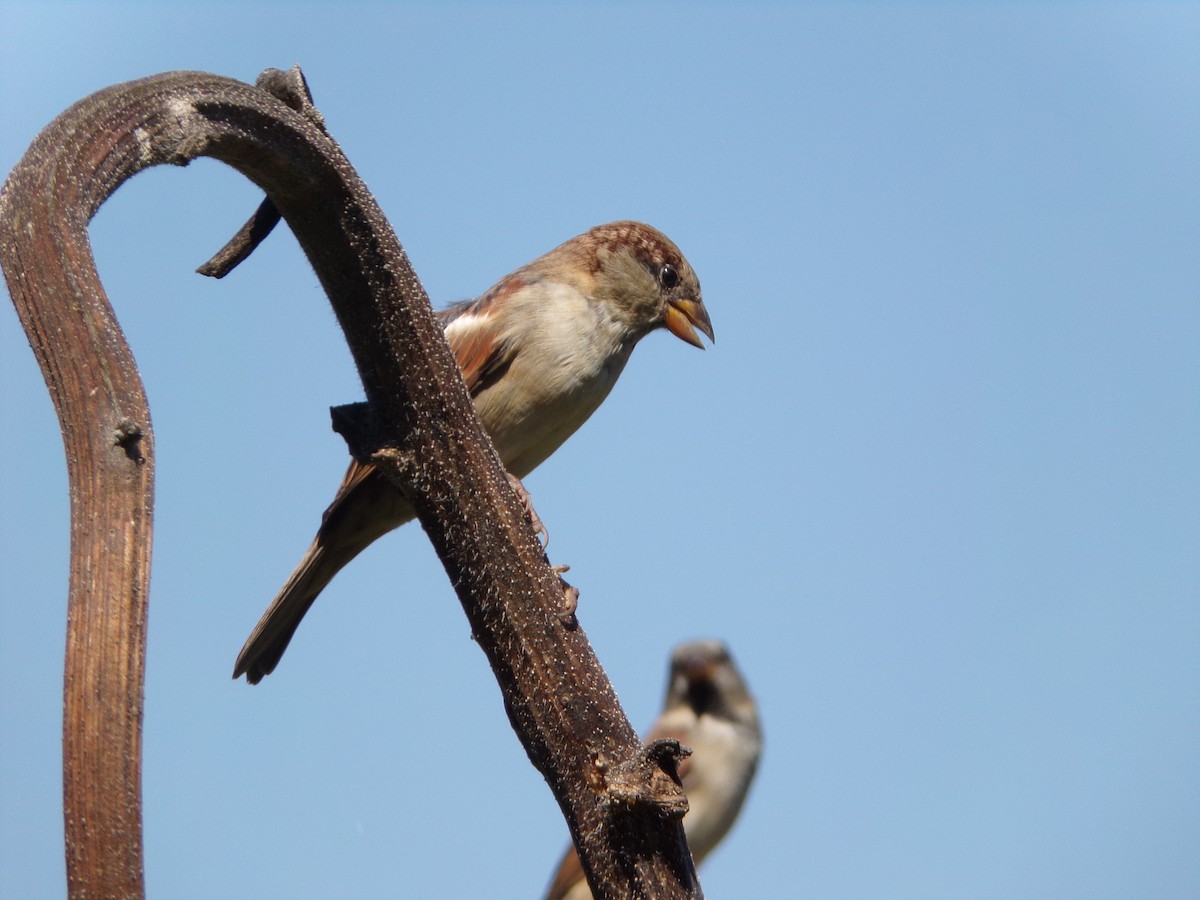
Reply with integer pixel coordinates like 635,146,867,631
0,68,699,899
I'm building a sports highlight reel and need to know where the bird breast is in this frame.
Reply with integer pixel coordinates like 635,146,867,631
473,281,636,478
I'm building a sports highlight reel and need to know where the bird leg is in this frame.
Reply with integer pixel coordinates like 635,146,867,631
506,473,579,620
506,472,549,547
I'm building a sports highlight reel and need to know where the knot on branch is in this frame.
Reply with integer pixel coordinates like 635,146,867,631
330,400,417,476
599,739,691,819
255,66,325,131
112,418,146,464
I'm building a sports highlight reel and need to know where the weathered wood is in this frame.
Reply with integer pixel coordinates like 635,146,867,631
0,68,699,899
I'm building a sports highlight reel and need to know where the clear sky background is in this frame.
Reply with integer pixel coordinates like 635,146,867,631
2,3,1197,899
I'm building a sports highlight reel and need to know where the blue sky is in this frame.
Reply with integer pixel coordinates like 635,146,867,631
2,3,1198,898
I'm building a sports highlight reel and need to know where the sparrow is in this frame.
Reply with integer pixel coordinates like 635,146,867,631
234,222,713,683
543,639,763,900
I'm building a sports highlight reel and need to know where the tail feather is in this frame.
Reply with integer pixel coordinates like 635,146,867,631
234,460,414,683
233,537,368,684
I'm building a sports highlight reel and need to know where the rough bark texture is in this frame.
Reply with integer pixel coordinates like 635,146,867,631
0,68,699,899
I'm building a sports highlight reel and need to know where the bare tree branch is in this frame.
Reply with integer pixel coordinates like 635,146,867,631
194,67,319,279
194,195,280,278
0,68,700,899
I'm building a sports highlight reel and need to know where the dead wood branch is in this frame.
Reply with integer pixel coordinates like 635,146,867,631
0,67,699,899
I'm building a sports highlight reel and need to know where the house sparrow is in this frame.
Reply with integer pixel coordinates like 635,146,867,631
234,222,713,683
543,640,762,900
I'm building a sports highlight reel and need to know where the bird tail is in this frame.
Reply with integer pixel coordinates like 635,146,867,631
233,535,367,684
233,459,413,684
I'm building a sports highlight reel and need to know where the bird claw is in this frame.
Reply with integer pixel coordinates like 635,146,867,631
505,474,574,620
507,472,549,548
551,564,579,622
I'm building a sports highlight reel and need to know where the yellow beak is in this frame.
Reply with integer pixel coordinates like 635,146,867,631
663,298,715,348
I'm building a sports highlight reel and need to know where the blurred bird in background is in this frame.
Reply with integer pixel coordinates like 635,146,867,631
543,639,762,900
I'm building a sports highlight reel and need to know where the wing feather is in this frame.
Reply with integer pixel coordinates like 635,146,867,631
438,275,527,394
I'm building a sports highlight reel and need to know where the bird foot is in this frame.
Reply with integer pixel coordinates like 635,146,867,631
507,473,549,548
506,474,575,620
550,564,580,621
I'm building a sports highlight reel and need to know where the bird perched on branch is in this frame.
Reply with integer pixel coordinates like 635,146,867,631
234,222,713,683
543,639,762,900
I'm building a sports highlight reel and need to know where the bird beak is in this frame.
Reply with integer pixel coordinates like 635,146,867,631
680,655,718,684
663,298,715,348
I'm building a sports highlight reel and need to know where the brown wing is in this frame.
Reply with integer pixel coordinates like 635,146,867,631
438,275,526,394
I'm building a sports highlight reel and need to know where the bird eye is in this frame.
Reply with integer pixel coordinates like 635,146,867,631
659,263,679,290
